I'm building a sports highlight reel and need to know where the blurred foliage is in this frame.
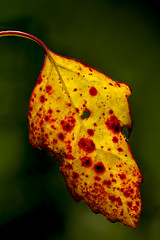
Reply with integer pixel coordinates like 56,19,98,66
0,0,160,239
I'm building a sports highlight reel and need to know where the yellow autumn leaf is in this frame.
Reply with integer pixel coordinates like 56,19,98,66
0,31,142,228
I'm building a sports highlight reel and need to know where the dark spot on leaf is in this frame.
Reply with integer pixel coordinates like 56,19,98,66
94,162,105,174
57,133,65,141
119,173,126,180
73,172,79,179
44,115,49,121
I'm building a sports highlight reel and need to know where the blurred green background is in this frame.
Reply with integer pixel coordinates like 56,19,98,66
0,0,160,239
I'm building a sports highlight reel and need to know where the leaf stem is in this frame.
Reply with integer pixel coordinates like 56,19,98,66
0,30,49,54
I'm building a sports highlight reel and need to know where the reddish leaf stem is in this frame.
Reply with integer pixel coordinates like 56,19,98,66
0,30,49,54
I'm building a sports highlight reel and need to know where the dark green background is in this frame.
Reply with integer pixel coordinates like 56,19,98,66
0,0,160,239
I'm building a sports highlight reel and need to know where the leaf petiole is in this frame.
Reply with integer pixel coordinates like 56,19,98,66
0,30,49,55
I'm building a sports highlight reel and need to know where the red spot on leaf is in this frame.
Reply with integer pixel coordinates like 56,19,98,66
95,176,101,181
105,115,120,133
94,162,105,174
127,201,132,208
103,180,112,188
51,124,56,130
89,87,98,96
53,139,58,144
37,75,43,84
119,173,126,180
73,172,79,179
39,95,46,103
109,109,113,114
45,133,48,138
117,147,123,152
133,206,138,212
67,103,71,107
46,85,52,94
112,136,118,143
78,138,95,153
136,201,140,206
64,153,75,160
108,195,122,206
44,115,49,121
123,187,134,198
112,179,117,183
65,163,73,170
87,129,94,136
80,156,92,167
66,141,72,152
120,210,124,216
29,106,33,112
116,83,121,87
57,133,65,141
60,116,76,132
48,109,53,114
